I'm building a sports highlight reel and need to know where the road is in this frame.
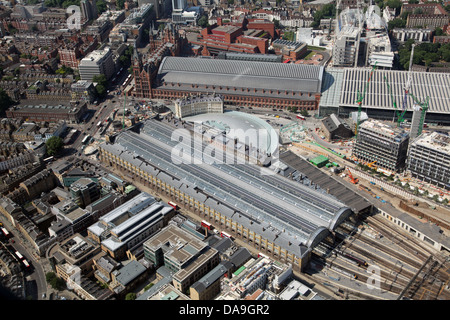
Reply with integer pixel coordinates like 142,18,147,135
0,219,47,300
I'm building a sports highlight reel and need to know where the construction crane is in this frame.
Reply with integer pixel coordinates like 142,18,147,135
122,92,126,130
347,168,359,184
402,44,415,114
367,160,377,169
355,62,378,137
383,75,405,126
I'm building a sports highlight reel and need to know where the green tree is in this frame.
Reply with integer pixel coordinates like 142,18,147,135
96,0,107,14
46,136,64,156
93,74,108,97
387,18,406,31
125,293,136,300
45,272,66,291
116,0,125,9
299,109,309,117
95,84,106,97
93,74,107,86
55,66,74,75
198,15,208,28
386,0,402,14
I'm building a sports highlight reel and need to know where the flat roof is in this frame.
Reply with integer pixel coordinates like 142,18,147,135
412,131,450,155
279,150,372,214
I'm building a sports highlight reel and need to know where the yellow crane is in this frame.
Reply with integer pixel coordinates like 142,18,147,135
367,161,377,169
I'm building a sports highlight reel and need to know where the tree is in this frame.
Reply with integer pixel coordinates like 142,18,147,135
0,89,15,114
387,18,406,31
92,74,108,97
299,109,309,117
198,15,208,28
55,66,74,75
386,0,402,14
46,136,64,156
116,0,125,9
95,84,106,97
46,272,66,291
125,293,136,300
93,74,107,86
96,0,107,14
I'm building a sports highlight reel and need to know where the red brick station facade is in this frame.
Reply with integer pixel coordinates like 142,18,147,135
131,25,323,111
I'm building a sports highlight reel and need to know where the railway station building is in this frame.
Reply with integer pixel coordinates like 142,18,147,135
98,117,355,272
134,56,324,111
319,68,450,125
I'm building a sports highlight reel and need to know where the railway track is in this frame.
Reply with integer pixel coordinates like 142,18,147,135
329,217,450,300
364,214,433,261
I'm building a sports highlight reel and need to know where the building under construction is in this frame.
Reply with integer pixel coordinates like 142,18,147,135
407,131,450,190
352,119,410,172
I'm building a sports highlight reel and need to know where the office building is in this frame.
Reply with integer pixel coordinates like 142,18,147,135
333,26,359,67
352,119,410,172
70,178,101,208
407,131,450,190
79,47,115,81
174,94,223,119
87,192,175,260
49,233,102,279
143,224,220,293
71,80,96,104
391,28,433,43
80,0,98,21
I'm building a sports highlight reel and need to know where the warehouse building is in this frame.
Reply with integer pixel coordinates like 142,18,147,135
407,131,450,190
321,113,353,141
98,118,354,272
318,68,450,125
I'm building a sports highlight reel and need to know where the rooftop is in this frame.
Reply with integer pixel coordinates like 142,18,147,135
340,68,450,114
101,118,354,255
157,56,324,95
412,131,450,154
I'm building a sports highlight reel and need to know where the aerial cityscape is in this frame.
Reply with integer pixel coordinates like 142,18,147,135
0,0,449,304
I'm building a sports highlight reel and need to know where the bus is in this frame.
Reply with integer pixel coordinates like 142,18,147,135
22,260,30,269
82,135,90,145
220,231,232,239
296,114,305,120
258,252,269,259
43,156,54,163
1,227,10,238
201,220,212,230
168,201,178,209
14,251,24,260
